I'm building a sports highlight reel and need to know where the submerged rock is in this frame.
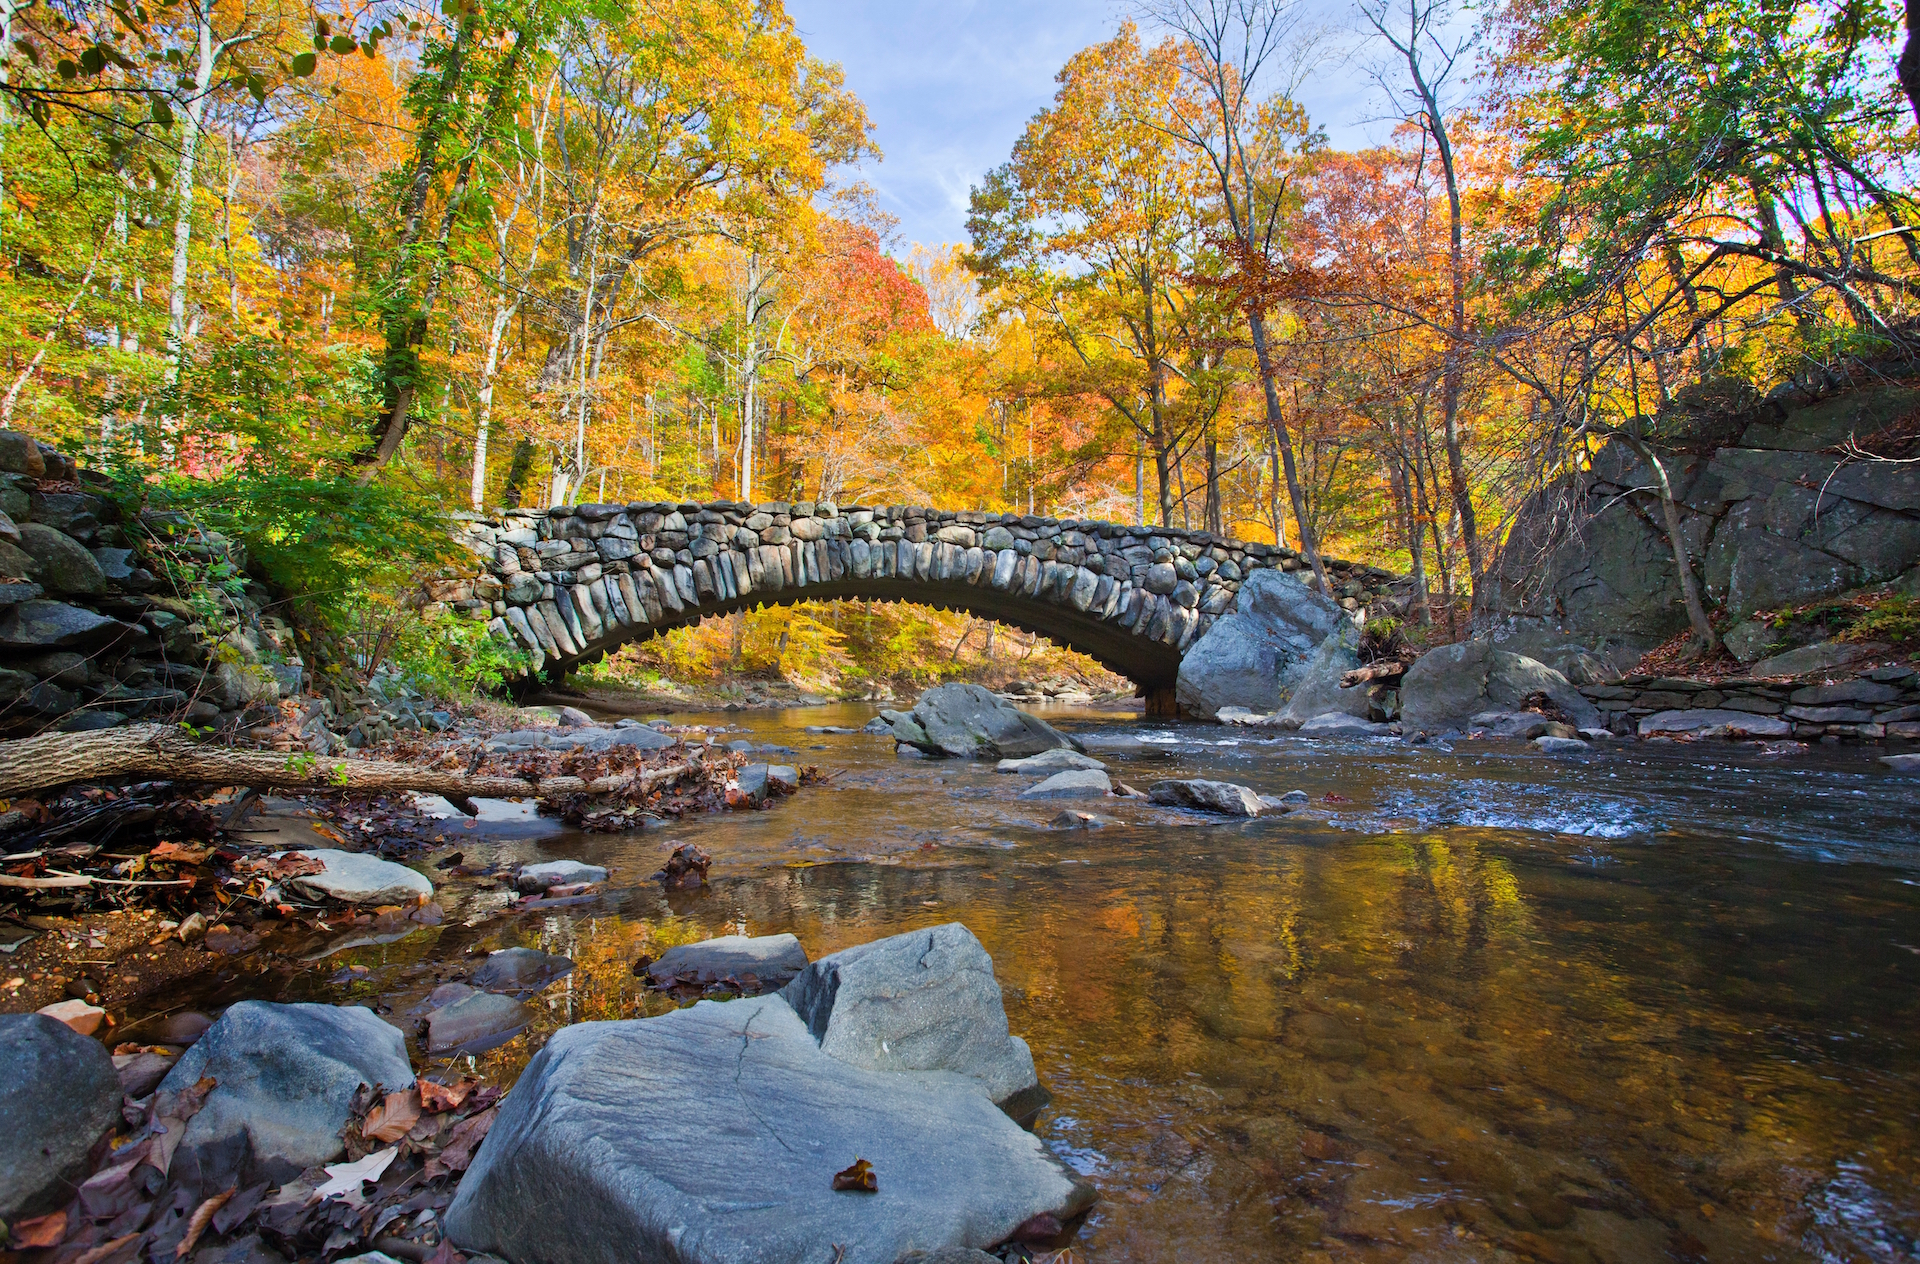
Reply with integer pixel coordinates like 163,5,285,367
649,933,810,989
272,849,434,905
444,995,1093,1264
156,1001,416,1186
1017,769,1112,800
1175,570,1347,720
1049,810,1113,829
782,923,1047,1124
1295,713,1391,737
1533,735,1592,754
471,947,574,993
0,1013,122,1219
427,993,532,1055
1878,753,1920,772
1148,779,1267,817
995,749,1105,774
880,683,1081,759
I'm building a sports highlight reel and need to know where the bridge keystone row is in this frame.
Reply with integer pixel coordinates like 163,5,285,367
428,500,1407,710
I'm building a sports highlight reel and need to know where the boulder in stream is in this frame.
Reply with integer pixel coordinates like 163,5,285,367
514,860,607,893
444,994,1092,1264
648,933,810,989
782,923,1047,1124
1638,709,1793,739
271,849,433,905
427,993,532,1054
1017,769,1112,800
471,947,574,992
995,749,1105,774
878,683,1081,759
1148,779,1267,817
1398,640,1600,734
156,1001,416,1186
0,1013,123,1219
1175,570,1346,720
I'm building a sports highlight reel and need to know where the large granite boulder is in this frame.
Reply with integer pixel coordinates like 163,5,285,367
782,924,1046,1123
880,683,1080,759
1272,623,1370,728
155,1002,416,1186
270,849,434,905
1148,779,1266,817
1175,570,1346,720
443,995,1094,1264
14,523,104,596
0,1014,122,1219
1399,640,1600,734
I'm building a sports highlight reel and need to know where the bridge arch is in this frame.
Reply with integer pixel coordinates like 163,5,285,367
434,501,1403,712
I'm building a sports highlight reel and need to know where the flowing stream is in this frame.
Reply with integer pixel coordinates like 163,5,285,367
164,704,1920,1263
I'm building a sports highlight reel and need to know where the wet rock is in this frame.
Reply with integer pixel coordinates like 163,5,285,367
1175,570,1346,720
1295,713,1390,737
654,842,711,890
514,859,608,893
649,933,809,988
427,993,532,1054
1638,709,1794,739
882,683,1081,759
154,1011,213,1045
1049,810,1113,829
782,923,1046,1122
1399,639,1600,733
444,995,1093,1264
484,725,676,754
1882,753,1920,772
1469,711,1561,740
1533,735,1591,754
0,1013,123,1219
471,947,574,993
1214,706,1270,724
732,763,800,806
15,523,105,595
272,849,434,905
897,1252,1000,1264
1148,779,1266,817
1018,769,1112,800
554,705,596,727
156,1001,415,1187
995,749,1105,774
36,998,105,1035
1272,622,1374,728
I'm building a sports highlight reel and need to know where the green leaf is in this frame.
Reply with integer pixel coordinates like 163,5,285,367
328,33,355,54
291,51,316,76
149,91,173,127
78,44,106,75
246,71,267,103
12,38,38,65
55,58,77,79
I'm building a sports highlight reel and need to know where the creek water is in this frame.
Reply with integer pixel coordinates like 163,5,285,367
179,704,1920,1263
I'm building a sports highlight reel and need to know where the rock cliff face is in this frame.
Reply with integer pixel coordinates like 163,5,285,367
1480,375,1920,677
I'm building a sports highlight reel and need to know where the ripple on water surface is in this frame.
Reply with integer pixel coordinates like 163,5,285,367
167,703,1920,1263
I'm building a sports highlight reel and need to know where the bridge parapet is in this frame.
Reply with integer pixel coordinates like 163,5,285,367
429,500,1407,700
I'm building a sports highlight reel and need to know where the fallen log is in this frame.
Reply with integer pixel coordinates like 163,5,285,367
0,724,544,811
1339,661,1408,689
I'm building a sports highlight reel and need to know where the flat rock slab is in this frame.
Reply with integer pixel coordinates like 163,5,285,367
158,1001,415,1187
471,947,574,993
1883,753,1920,772
995,750,1105,773
444,996,1093,1264
271,849,433,905
1750,640,1885,679
1534,736,1592,754
649,933,809,988
1638,709,1794,739
782,923,1043,1120
1018,769,1112,800
484,726,676,754
884,683,1081,759
1148,779,1266,817
515,860,608,893
428,993,533,1054
1,1013,122,1219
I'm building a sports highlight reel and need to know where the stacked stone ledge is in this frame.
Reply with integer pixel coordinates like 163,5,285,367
436,500,1407,684
1580,665,1920,741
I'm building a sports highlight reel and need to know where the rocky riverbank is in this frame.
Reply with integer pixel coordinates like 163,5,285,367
1,922,1091,1263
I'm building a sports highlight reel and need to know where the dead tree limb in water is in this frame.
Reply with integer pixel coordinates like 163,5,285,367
0,725,700,816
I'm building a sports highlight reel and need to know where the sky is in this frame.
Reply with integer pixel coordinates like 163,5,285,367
782,0,1392,251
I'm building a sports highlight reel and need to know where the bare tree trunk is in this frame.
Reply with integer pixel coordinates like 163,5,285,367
1248,311,1330,593
1617,431,1719,657
1903,0,1920,128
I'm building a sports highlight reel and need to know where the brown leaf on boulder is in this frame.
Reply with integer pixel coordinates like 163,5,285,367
830,1159,877,1193
418,1076,478,1113
237,852,327,880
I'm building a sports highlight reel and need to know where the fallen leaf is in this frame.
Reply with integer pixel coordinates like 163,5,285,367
150,843,213,866
315,1145,399,1205
238,853,327,880
364,1089,422,1143
419,1076,478,1113
424,1106,496,1181
10,1207,67,1248
68,1231,141,1263
211,1182,269,1236
831,1159,877,1193
174,1187,236,1257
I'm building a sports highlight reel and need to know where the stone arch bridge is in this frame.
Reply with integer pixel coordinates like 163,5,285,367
428,500,1406,713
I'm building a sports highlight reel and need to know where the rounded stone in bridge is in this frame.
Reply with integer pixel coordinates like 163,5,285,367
433,500,1403,710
